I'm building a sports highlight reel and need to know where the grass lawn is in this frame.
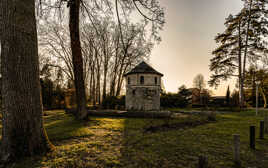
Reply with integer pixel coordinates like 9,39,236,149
1,109,268,168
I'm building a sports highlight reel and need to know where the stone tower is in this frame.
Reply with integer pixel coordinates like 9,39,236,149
124,61,163,111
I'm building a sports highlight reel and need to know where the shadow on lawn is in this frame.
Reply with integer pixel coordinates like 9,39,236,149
119,111,268,168
119,115,213,168
9,111,103,168
6,109,268,168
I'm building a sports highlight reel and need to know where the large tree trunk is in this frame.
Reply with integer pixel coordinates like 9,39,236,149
69,0,88,119
0,0,53,160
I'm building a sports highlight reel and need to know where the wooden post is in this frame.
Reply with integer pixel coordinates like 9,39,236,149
260,121,264,139
233,134,241,166
265,116,268,134
198,155,208,168
250,126,255,149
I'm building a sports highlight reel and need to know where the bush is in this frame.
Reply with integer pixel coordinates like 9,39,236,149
161,93,189,108
102,96,125,110
206,112,217,121
230,90,240,107
40,78,65,110
192,104,206,108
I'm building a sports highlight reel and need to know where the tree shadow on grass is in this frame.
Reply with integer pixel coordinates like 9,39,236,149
119,117,204,168
9,110,103,168
8,110,268,168
45,114,95,142
119,113,268,168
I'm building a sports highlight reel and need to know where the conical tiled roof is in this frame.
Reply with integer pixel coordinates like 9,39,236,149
124,61,163,76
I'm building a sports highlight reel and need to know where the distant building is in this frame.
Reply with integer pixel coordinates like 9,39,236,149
189,88,200,105
124,61,163,111
189,88,211,106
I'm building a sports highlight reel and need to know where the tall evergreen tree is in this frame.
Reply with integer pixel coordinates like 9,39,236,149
226,85,230,107
0,0,53,161
209,0,268,107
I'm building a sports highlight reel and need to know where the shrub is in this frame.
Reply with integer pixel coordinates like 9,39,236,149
40,78,65,110
230,90,240,107
102,96,125,109
192,104,206,108
206,112,217,121
161,93,189,108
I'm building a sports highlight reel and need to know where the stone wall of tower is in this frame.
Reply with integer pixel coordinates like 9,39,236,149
125,73,161,111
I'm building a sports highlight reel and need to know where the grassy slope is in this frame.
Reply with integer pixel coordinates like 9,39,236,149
0,110,268,168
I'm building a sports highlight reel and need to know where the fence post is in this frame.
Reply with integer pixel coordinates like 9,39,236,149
233,134,241,166
198,155,208,168
250,126,255,149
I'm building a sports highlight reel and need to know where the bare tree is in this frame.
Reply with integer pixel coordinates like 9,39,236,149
193,74,206,103
38,0,164,108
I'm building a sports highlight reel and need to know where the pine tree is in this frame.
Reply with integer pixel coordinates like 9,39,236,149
226,86,230,107
209,0,268,108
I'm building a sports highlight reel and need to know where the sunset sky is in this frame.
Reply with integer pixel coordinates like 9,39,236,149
149,0,244,95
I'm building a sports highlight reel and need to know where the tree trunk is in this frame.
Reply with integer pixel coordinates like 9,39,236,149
92,69,96,106
69,0,87,119
116,63,125,96
238,19,244,109
97,69,101,104
89,68,93,103
0,0,53,160
241,0,253,109
102,67,107,100
260,87,267,108
243,0,253,80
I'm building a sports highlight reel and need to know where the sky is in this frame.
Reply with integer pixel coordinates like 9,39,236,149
149,0,244,96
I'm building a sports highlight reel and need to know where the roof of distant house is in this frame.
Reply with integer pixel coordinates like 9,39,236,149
124,61,163,76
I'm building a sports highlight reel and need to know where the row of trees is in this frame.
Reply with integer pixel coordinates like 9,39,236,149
36,0,164,120
209,0,268,108
39,18,153,106
0,0,165,162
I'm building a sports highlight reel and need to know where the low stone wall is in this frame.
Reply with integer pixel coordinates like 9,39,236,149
87,110,172,118
65,108,173,118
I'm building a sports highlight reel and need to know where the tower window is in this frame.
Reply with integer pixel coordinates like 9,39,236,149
132,90,136,95
128,77,131,84
155,77,158,85
140,76,144,85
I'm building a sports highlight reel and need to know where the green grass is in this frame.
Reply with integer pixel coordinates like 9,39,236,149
166,106,242,112
1,109,268,168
